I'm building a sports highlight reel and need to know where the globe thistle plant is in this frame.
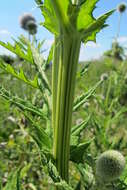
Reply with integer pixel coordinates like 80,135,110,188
96,150,126,183
116,3,126,40
19,13,37,35
100,73,108,81
26,20,37,35
19,13,36,30
117,3,126,13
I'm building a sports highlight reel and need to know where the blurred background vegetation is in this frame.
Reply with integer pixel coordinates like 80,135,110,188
0,1,127,189
1,46,127,189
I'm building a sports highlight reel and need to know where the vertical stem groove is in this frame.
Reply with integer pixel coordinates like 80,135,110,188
53,33,81,183
52,37,60,131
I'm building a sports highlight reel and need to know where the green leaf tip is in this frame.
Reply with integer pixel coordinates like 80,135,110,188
82,9,115,43
38,0,114,43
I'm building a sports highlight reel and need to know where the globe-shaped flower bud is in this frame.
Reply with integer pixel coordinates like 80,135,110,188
96,150,125,183
19,13,36,30
117,3,126,13
100,73,108,81
26,20,37,35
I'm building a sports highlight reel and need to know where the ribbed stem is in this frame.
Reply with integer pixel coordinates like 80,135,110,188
53,33,81,183
52,37,60,131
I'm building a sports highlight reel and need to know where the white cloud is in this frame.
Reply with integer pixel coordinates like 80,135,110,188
116,36,127,43
79,42,102,61
85,42,101,48
0,29,10,35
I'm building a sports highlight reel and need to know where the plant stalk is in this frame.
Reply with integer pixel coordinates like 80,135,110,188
52,37,60,132
53,32,81,183
116,13,122,41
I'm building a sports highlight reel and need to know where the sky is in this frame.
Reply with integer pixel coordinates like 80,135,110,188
0,0,127,61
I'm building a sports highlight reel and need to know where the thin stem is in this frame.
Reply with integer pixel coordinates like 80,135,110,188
53,33,81,182
28,33,31,42
116,13,122,41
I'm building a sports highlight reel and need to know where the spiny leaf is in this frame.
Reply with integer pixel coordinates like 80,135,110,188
0,60,39,89
25,113,52,150
73,80,103,111
82,10,115,43
44,42,54,70
0,86,47,120
77,163,94,188
30,45,51,93
0,40,33,63
77,62,91,78
39,0,69,35
40,0,114,44
77,0,99,31
48,161,73,190
111,107,127,124
37,40,45,53
15,36,51,95
39,0,59,35
20,164,31,178
71,115,90,136
3,168,21,190
70,139,93,164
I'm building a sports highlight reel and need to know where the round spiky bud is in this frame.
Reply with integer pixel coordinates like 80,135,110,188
100,73,108,81
19,13,36,30
117,3,126,13
96,150,126,183
26,20,37,35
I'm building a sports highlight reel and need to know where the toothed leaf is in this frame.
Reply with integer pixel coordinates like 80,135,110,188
81,10,115,43
0,86,47,119
0,40,33,63
25,114,52,150
40,0,59,35
0,60,39,89
70,139,93,163
77,0,99,30
39,0,69,35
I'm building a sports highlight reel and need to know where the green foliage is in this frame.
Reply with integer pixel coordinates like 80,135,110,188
73,80,104,111
0,40,33,64
1,0,126,190
0,86,47,119
0,60,39,89
40,0,114,44
3,169,21,190
25,113,52,150
0,55,14,65
104,42,125,60
70,139,93,164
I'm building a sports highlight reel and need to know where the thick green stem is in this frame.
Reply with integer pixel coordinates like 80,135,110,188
53,33,81,182
51,0,68,30
52,37,60,131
